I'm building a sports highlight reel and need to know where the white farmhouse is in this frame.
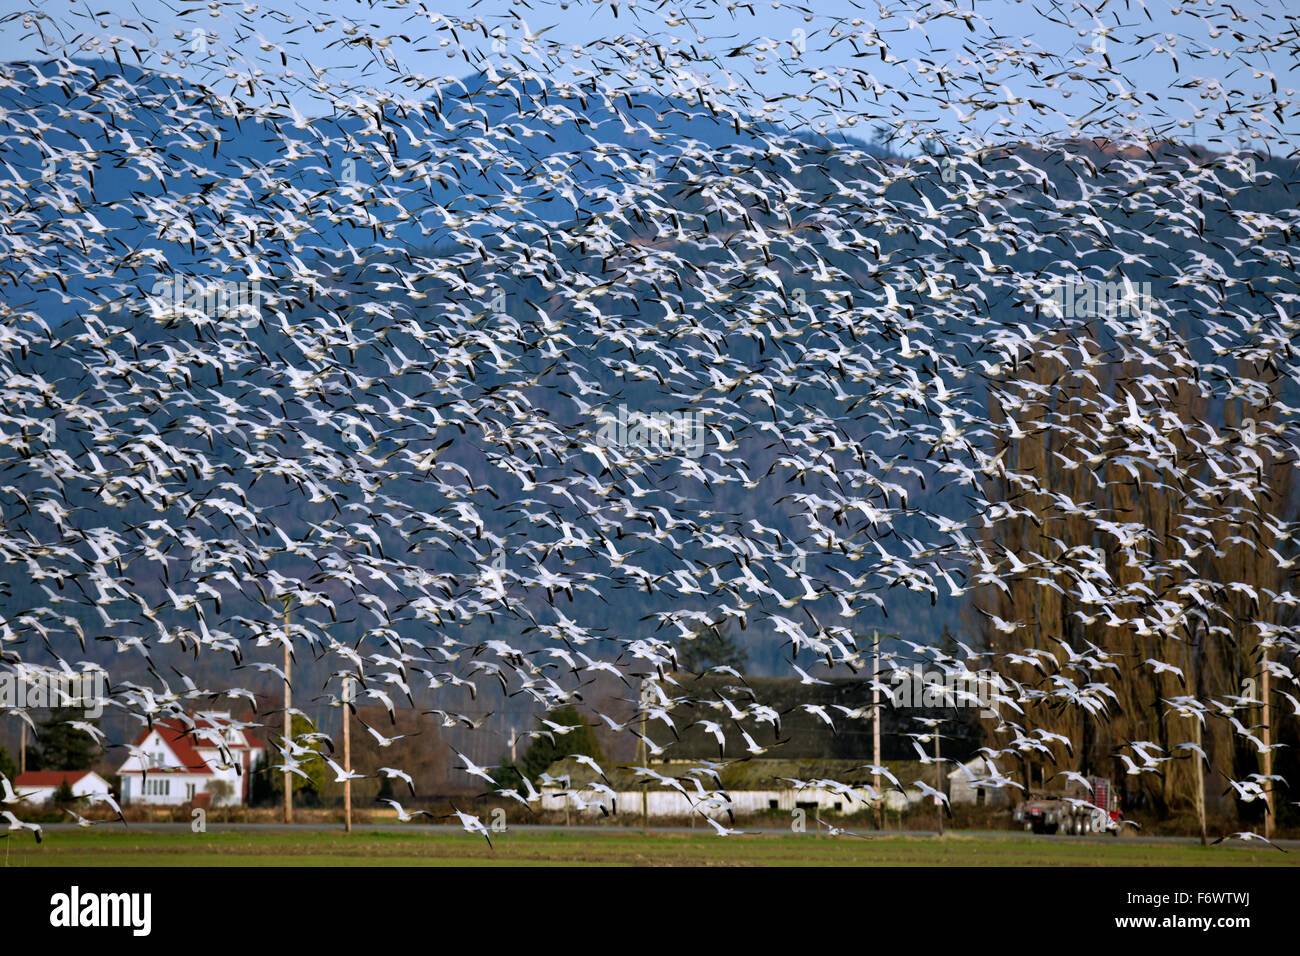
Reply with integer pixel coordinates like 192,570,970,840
117,711,264,806
13,770,112,805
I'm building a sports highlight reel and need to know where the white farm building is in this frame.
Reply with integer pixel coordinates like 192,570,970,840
117,711,264,806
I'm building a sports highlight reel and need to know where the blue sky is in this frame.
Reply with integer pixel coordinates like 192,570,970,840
0,0,1295,148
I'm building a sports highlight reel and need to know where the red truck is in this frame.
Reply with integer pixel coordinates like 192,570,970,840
1013,776,1122,835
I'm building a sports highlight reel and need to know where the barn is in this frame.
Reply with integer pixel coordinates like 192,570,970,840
13,770,112,805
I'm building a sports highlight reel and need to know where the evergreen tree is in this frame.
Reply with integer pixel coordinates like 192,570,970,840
31,709,99,770
249,752,275,806
493,705,605,789
675,619,748,674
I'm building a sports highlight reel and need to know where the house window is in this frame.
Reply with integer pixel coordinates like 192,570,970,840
186,783,195,800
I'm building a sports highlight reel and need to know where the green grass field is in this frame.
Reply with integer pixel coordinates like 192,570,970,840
3,828,1296,866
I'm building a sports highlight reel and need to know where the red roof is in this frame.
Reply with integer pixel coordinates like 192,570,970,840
123,720,213,774
187,715,264,751
15,770,94,787
120,714,264,776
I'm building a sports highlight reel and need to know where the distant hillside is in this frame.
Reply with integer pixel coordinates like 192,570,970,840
1,56,1297,755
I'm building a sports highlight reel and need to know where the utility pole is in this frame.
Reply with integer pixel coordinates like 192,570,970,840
935,728,944,837
283,597,293,825
1194,712,1207,846
1189,623,1207,846
640,733,648,833
873,631,882,830
639,677,650,835
342,676,353,834
1261,646,1273,840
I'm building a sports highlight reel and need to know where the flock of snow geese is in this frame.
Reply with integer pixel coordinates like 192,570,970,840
0,0,1298,852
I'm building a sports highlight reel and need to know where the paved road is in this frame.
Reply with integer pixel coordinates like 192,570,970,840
35,821,1300,849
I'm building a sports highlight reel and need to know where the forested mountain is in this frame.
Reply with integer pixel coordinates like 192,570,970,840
2,57,1298,801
